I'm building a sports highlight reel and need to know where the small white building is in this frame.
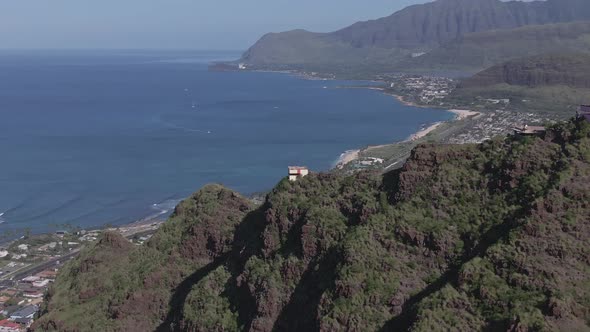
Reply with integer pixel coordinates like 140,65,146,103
17,244,28,251
22,276,40,283
288,166,309,182
32,279,50,288
38,242,57,251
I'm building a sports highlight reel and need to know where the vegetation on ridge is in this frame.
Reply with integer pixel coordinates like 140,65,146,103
240,0,590,74
396,21,590,74
450,53,590,115
34,119,590,331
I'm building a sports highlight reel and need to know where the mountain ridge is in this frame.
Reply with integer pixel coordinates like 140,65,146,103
396,21,590,74
459,53,590,88
33,119,590,332
447,52,590,113
240,0,590,72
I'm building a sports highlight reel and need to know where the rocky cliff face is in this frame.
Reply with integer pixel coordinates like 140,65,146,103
395,21,590,74
34,120,590,332
333,0,549,49
459,53,590,88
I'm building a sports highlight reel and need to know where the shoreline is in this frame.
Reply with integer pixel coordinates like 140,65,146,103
406,122,444,141
0,66,474,247
0,203,173,247
333,86,479,168
335,149,361,168
236,69,473,169
447,109,480,120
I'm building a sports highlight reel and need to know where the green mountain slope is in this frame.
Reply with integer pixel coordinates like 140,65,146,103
34,119,590,332
239,30,407,72
459,53,590,88
398,21,590,74
241,0,590,71
449,53,590,114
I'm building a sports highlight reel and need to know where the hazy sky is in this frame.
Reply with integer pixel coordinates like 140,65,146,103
0,0,431,50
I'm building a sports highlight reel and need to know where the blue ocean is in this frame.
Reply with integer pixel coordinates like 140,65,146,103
0,50,453,234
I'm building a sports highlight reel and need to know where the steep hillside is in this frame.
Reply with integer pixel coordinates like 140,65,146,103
398,21,590,74
34,119,590,332
239,30,406,72
241,0,590,70
449,53,590,114
459,53,590,88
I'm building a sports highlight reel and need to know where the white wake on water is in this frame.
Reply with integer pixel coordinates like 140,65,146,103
143,199,181,221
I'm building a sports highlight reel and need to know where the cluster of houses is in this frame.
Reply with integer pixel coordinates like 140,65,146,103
0,319,24,332
0,305,38,331
0,268,58,331
515,105,590,136
382,75,454,105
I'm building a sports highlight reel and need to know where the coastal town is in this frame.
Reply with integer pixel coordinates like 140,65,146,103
0,220,164,331
377,74,455,106
333,73,590,172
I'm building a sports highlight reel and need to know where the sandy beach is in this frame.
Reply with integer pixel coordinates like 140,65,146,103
448,109,480,120
407,122,443,141
335,149,360,168
333,87,479,169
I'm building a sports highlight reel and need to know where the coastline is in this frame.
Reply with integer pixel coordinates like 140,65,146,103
447,109,480,120
406,122,443,141
335,149,361,168
333,87,479,168
221,67,482,174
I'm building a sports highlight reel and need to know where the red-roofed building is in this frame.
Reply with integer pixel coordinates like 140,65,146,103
35,269,58,280
0,319,22,332
288,166,309,182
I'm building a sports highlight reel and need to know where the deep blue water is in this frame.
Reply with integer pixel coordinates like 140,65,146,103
0,50,453,234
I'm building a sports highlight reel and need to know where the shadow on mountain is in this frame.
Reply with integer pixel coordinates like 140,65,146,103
379,210,528,332
155,252,230,332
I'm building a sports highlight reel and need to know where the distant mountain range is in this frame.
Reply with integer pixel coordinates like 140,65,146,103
240,0,590,74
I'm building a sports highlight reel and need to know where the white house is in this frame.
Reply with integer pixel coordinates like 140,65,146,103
288,166,309,182
32,279,49,288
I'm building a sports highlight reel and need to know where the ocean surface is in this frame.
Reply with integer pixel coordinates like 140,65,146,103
0,50,453,234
